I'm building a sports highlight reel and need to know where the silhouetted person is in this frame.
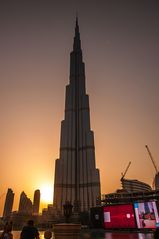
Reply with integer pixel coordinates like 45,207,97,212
44,230,52,239
0,221,13,239
20,220,39,239
154,228,159,239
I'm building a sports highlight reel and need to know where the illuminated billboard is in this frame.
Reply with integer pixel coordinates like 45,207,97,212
103,204,136,229
134,201,159,229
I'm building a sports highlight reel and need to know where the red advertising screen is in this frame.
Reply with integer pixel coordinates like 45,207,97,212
103,204,136,229
134,201,159,229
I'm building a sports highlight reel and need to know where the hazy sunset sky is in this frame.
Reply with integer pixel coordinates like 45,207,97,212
1,0,159,215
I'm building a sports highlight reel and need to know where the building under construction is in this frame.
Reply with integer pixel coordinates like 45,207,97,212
119,144,159,193
100,147,159,209
121,178,152,193
120,161,152,193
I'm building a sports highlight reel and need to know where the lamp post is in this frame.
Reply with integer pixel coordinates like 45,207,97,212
54,201,81,238
63,201,73,223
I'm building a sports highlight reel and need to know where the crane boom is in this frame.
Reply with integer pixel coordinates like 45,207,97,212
145,145,158,173
121,161,131,180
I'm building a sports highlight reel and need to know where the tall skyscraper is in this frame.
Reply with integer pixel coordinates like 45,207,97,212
3,188,14,218
53,19,101,213
33,189,40,214
18,191,32,214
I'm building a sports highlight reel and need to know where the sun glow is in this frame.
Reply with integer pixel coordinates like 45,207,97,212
40,184,53,204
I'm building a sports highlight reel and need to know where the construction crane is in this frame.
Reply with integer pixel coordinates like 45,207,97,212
145,145,159,189
145,145,158,173
121,161,131,181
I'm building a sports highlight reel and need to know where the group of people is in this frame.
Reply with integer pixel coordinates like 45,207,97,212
0,220,52,239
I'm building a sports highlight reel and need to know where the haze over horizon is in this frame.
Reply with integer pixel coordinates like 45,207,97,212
1,0,159,215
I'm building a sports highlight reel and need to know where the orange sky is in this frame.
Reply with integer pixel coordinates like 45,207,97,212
1,1,159,216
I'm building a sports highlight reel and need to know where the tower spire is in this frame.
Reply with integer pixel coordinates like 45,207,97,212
73,17,81,51
75,11,78,28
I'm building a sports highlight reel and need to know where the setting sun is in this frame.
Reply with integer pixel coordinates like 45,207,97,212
40,184,53,204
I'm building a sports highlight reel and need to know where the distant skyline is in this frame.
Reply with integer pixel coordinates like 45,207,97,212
1,0,159,215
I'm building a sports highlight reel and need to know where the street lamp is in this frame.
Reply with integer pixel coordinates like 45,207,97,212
63,201,73,223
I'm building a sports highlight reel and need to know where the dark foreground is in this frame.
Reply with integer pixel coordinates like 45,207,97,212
11,230,154,239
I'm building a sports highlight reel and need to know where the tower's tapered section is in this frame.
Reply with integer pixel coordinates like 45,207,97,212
53,19,101,212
